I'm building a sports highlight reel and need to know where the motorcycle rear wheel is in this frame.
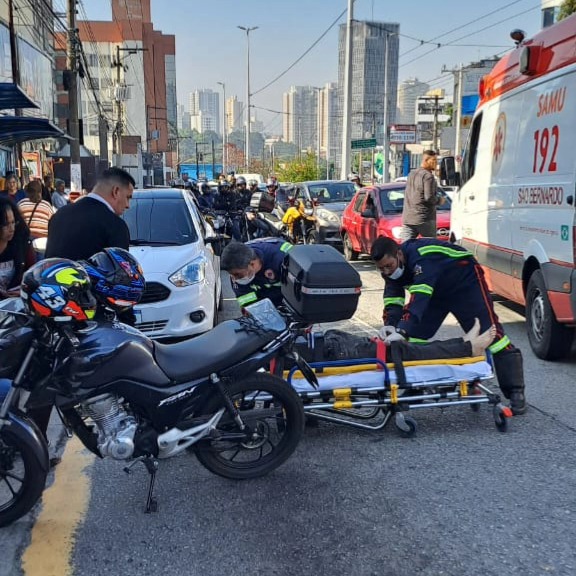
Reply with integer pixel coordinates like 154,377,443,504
194,373,305,480
0,427,47,527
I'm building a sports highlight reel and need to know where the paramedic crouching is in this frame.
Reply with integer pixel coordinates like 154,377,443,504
371,236,527,415
220,239,293,308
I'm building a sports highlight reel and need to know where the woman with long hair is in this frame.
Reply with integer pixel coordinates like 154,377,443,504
0,196,33,299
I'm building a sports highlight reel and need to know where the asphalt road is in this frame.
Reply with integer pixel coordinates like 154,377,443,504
2,264,576,576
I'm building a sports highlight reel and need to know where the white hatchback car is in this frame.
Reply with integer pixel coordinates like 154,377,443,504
122,188,222,340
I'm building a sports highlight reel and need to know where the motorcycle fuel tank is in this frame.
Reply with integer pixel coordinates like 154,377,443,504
64,322,171,389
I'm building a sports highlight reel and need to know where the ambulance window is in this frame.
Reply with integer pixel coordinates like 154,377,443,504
461,113,482,184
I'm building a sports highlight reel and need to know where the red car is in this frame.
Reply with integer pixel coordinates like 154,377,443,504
340,183,451,261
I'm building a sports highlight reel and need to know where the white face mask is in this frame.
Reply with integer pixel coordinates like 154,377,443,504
234,272,255,286
388,258,404,280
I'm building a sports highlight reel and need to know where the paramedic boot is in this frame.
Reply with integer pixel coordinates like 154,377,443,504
492,347,527,415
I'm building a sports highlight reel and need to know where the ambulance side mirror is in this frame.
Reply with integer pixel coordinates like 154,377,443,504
440,156,460,187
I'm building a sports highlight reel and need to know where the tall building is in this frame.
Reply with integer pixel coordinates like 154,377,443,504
189,89,220,134
396,78,430,125
283,85,319,151
54,0,177,185
225,96,244,134
318,82,338,161
335,21,400,171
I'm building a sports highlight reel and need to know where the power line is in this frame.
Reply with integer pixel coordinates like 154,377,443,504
399,0,529,58
400,3,540,69
251,6,347,97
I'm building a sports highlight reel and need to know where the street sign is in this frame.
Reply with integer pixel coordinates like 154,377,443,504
351,138,377,149
389,124,417,144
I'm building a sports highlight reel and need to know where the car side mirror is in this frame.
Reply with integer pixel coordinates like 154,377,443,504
205,234,228,257
361,209,376,218
440,156,460,187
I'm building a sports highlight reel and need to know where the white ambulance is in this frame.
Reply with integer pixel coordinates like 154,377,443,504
447,16,576,360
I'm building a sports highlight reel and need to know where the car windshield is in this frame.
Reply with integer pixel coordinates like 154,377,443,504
123,198,199,246
307,182,356,204
377,186,451,213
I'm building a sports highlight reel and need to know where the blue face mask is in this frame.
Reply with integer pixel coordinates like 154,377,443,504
389,263,405,280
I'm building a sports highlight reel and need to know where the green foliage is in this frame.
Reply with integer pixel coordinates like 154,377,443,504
558,0,576,20
275,152,321,182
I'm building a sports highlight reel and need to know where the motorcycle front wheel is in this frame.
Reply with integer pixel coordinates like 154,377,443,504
0,426,47,527
194,373,305,480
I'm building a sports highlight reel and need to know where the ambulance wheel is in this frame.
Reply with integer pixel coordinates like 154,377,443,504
493,406,508,433
394,413,417,438
526,270,574,360
343,233,359,261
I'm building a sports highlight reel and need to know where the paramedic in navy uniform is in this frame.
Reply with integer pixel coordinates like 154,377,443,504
220,239,293,308
371,236,527,415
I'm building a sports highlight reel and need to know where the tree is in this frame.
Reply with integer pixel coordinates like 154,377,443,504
275,152,321,182
558,0,576,20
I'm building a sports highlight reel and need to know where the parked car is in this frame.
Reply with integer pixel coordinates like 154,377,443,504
340,183,451,261
122,188,222,340
292,180,357,245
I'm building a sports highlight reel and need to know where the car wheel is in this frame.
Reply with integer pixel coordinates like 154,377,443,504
343,233,359,261
526,270,574,360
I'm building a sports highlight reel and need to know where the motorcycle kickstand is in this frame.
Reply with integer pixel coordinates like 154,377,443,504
143,457,159,514
123,456,160,513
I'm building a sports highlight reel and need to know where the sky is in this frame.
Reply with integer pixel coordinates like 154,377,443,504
72,0,542,135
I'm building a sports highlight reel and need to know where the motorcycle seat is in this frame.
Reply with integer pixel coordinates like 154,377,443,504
153,318,280,383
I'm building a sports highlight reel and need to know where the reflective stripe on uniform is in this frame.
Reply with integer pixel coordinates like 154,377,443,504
408,283,434,296
417,246,473,259
280,242,293,253
488,335,511,354
384,297,405,307
237,292,258,306
407,337,428,343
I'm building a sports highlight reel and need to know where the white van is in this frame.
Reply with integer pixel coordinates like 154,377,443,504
446,16,576,360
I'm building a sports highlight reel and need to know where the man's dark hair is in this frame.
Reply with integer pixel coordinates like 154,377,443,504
370,236,399,261
221,241,257,271
99,167,136,188
422,149,437,157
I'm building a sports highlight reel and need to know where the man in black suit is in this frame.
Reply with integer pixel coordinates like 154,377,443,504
45,167,134,259
36,168,135,454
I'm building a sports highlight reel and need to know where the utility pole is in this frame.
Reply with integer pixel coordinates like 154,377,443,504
432,94,440,153
340,0,354,179
67,0,82,192
113,45,123,168
454,65,464,171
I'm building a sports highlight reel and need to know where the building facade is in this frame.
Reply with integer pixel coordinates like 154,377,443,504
335,20,400,172
189,89,220,134
54,0,177,186
318,82,338,161
283,85,319,151
225,96,244,134
396,78,430,125
541,0,563,27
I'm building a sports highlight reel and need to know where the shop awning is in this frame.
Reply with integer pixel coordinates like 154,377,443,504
0,116,69,147
0,83,39,110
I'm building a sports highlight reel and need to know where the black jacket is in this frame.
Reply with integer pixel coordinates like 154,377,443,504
45,196,130,261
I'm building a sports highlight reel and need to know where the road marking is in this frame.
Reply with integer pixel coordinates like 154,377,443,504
21,436,95,576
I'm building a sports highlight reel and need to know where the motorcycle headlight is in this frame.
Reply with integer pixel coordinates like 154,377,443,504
391,226,403,240
169,256,206,287
316,208,340,224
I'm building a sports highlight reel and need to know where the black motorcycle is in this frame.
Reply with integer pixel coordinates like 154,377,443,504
0,300,311,527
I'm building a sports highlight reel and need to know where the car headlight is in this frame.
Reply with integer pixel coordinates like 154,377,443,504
391,226,403,240
169,256,206,287
316,208,340,224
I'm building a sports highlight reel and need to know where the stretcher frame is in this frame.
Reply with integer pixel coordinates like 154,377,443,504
286,356,513,436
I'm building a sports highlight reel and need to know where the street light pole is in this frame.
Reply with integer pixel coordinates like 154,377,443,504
340,0,354,179
238,25,258,171
217,81,227,175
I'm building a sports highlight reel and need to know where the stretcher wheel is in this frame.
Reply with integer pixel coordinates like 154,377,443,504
394,413,417,438
493,406,509,433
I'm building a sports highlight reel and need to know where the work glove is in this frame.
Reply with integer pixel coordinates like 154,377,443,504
378,326,406,343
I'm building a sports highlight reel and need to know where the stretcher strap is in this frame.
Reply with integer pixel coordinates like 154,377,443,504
389,341,408,388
